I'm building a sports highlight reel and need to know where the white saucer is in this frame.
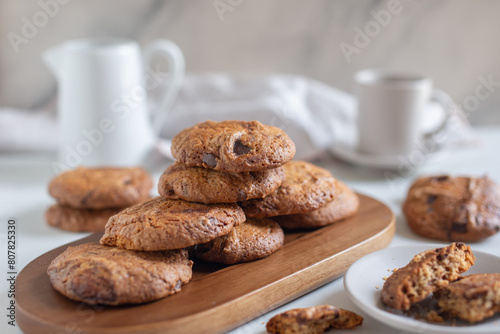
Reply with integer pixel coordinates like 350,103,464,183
329,142,447,170
344,244,500,334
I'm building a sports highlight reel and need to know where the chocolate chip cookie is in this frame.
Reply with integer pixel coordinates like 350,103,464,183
403,175,500,242
195,218,284,264
100,197,246,251
266,305,363,334
45,204,123,232
239,161,337,218
171,120,296,172
273,180,358,229
48,167,153,209
47,242,192,305
381,243,475,310
434,273,500,323
158,162,285,203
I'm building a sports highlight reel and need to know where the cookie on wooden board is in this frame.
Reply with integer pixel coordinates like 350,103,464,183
100,197,246,251
273,180,358,229
171,120,296,172
239,161,337,218
47,242,193,305
158,162,285,203
195,218,284,264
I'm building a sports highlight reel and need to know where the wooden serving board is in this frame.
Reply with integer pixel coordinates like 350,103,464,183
16,193,395,334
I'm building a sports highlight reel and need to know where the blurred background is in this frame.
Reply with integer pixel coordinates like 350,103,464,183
1,0,499,125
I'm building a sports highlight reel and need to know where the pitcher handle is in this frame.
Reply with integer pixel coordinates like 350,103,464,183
143,39,185,136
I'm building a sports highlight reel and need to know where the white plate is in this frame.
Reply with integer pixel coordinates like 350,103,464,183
344,244,500,334
329,142,447,170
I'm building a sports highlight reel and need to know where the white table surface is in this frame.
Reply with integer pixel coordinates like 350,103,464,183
1,126,499,334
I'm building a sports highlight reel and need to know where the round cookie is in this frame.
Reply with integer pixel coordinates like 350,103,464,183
403,175,500,242
266,305,363,334
100,197,246,251
158,162,285,204
171,120,296,172
239,161,337,218
48,167,153,209
194,218,284,264
434,273,500,323
47,242,192,305
381,242,475,311
273,181,359,229
45,204,124,232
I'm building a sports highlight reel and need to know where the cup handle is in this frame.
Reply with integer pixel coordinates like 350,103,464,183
423,89,456,144
143,39,185,136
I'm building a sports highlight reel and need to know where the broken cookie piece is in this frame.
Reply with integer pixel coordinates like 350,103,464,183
381,243,475,310
266,305,363,334
434,273,500,323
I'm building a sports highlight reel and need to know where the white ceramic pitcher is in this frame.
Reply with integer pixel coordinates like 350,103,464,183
43,37,184,169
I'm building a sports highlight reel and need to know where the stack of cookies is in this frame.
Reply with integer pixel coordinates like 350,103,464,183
101,120,296,265
47,120,360,307
46,167,152,232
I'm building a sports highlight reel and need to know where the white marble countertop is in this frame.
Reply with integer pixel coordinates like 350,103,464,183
1,126,499,334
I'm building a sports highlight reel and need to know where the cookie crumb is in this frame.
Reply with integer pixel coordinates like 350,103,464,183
426,311,444,323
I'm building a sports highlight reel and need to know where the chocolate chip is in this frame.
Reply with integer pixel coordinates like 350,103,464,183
467,290,488,299
437,253,448,261
427,195,437,205
233,139,251,156
236,189,247,201
195,245,210,254
80,190,94,206
202,153,218,168
434,175,449,182
450,223,468,236
475,215,481,226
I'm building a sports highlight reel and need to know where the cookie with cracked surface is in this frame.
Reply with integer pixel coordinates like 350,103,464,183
434,273,500,323
239,161,337,218
381,242,475,311
266,305,363,334
171,120,296,172
158,162,285,204
48,167,153,209
403,175,500,242
273,180,359,229
195,218,284,264
45,204,123,232
100,197,246,251
47,242,192,305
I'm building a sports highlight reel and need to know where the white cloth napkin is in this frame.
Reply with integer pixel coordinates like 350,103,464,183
0,73,478,161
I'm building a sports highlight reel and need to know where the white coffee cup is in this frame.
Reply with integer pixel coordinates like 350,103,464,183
43,37,184,170
355,69,453,157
